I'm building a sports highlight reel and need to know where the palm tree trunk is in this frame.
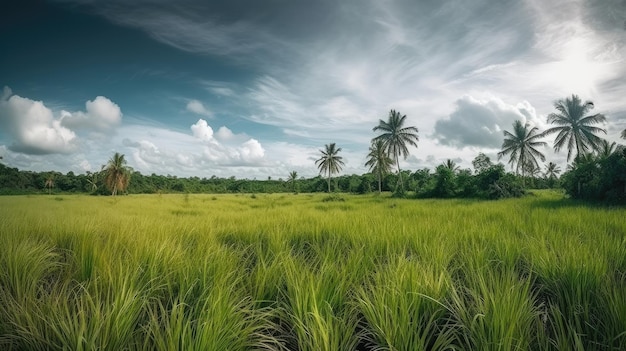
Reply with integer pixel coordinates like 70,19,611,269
396,152,403,192
378,170,382,193
327,169,331,193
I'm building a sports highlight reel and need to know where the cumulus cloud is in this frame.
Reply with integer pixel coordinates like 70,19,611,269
238,139,265,163
434,96,544,149
215,126,235,141
190,119,213,141
186,99,212,117
119,120,271,176
60,96,122,131
0,87,77,154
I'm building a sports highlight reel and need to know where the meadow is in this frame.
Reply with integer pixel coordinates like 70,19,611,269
0,191,625,350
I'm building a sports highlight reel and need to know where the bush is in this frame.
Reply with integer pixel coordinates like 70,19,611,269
562,148,626,203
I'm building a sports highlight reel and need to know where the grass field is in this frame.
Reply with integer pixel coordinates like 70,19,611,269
1,191,625,350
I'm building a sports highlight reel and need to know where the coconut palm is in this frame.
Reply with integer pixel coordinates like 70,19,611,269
373,109,419,193
524,160,542,179
365,139,394,193
44,173,54,195
287,171,298,193
442,159,460,173
497,120,547,180
597,139,617,158
85,171,98,192
544,94,606,162
315,143,345,193
544,162,561,180
103,152,131,196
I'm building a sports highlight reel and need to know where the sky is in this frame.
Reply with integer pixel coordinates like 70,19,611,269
1,0,625,179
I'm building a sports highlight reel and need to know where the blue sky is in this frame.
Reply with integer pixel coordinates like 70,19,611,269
1,0,625,179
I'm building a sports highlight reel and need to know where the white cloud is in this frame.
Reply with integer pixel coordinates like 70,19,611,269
60,96,122,131
190,119,213,141
186,99,212,117
199,80,236,97
116,120,274,176
434,95,545,149
238,138,265,163
0,89,77,154
215,126,235,141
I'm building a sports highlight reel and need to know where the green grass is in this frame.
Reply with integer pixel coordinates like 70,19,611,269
0,190,624,350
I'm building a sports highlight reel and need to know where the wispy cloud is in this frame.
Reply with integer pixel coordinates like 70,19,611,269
8,0,626,177
186,100,212,118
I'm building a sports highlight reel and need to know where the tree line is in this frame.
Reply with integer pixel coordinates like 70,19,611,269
315,94,625,202
1,94,624,202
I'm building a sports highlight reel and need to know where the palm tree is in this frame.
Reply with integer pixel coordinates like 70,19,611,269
287,171,298,193
442,159,460,173
524,160,542,178
373,109,419,193
544,94,607,162
597,139,617,158
85,171,98,192
544,162,561,180
622,129,626,140
103,152,131,196
365,139,394,193
497,120,547,180
315,143,345,193
44,173,54,195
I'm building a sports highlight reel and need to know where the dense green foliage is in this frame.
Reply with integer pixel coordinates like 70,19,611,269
1,191,625,350
0,161,546,199
561,146,626,203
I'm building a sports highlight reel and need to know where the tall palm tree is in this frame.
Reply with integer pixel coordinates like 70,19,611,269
365,139,394,193
315,143,345,193
544,162,561,180
373,109,419,193
497,120,547,180
103,152,131,196
287,171,298,193
544,94,606,162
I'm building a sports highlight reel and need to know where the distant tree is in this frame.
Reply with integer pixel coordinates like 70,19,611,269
544,94,606,162
544,162,561,180
622,129,626,140
315,143,345,193
498,120,547,181
524,161,542,178
44,173,54,195
373,109,419,194
85,171,98,192
365,139,394,193
432,164,456,198
442,159,460,173
103,152,131,196
412,168,432,194
597,139,617,158
288,171,298,193
472,153,493,174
